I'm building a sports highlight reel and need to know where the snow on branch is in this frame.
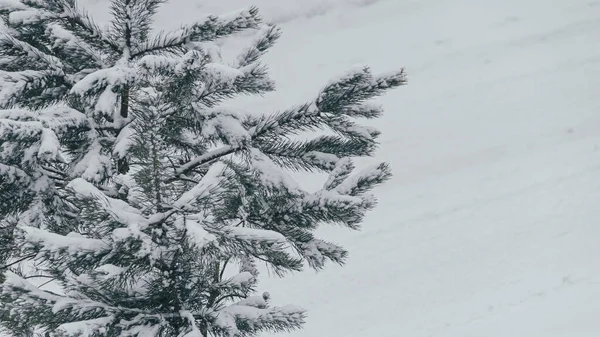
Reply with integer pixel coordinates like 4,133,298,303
0,107,37,121
138,49,209,81
171,104,329,178
0,106,88,148
7,7,57,25
247,148,300,192
326,115,379,142
334,162,392,196
113,122,135,158
256,135,376,172
108,0,166,49
2,271,62,302
130,6,262,58
173,161,227,210
0,69,65,108
18,225,109,259
215,304,305,336
137,54,179,73
179,310,203,337
250,103,322,139
2,273,148,328
178,217,217,250
174,145,236,177
71,139,112,183
301,189,368,228
68,178,148,226
0,0,27,12
220,226,287,245
57,316,116,337
38,104,89,133
61,4,121,52
0,33,64,70
323,157,354,190
203,223,300,271
203,63,245,86
37,127,61,161
236,24,281,67
0,273,112,334
70,65,135,116
339,102,384,119
200,108,250,146
46,22,105,68
0,118,43,140
316,66,407,114
0,163,34,208
296,238,347,269
0,116,65,164
0,163,31,185
235,294,267,308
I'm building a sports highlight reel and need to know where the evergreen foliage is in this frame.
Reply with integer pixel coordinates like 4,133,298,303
0,0,406,336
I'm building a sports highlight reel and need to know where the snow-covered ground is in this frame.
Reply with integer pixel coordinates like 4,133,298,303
39,0,600,335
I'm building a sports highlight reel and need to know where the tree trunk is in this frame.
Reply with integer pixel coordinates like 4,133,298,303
117,85,130,174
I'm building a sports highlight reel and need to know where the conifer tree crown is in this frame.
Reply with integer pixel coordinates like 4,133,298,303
0,0,406,336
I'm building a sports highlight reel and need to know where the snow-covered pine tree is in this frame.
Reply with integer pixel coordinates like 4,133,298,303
0,0,268,281
0,0,406,336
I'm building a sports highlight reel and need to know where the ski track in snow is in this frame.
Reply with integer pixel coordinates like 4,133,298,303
15,0,600,336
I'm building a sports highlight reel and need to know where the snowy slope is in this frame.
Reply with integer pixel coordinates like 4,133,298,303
20,0,600,336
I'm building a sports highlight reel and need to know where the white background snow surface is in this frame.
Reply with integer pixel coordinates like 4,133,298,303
13,0,600,336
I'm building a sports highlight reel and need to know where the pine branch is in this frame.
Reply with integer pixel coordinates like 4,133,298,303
63,3,122,53
213,292,246,307
40,165,67,178
23,274,54,279
0,69,70,109
130,6,262,59
45,22,106,70
316,67,407,113
172,67,406,178
109,0,166,50
0,254,36,270
37,277,56,288
257,135,377,172
171,145,237,180
236,24,281,67
0,33,63,71
335,162,392,196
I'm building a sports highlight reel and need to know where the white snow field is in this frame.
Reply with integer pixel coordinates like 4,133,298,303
39,0,600,336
